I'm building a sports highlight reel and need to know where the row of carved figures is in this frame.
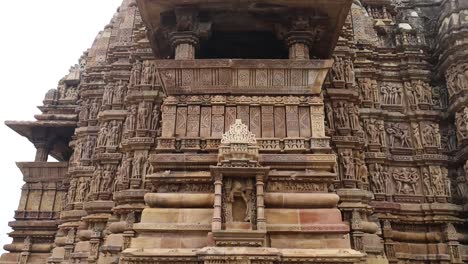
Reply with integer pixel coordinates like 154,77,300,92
123,102,160,135
330,56,355,85
78,82,128,122
455,107,468,142
368,164,451,196
66,153,151,205
362,120,443,149
129,60,160,87
358,78,448,109
72,104,161,164
66,158,457,205
340,150,368,182
325,102,361,131
359,79,435,106
446,63,467,98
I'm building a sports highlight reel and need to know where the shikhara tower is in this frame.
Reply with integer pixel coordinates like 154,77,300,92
2,0,468,263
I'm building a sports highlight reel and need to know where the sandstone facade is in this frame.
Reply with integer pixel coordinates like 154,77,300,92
1,0,468,263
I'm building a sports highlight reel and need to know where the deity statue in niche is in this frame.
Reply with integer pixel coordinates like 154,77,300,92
224,178,254,224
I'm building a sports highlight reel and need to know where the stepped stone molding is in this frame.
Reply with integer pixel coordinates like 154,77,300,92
1,0,468,263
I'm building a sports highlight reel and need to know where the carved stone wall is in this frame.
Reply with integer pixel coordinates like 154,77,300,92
1,0,468,264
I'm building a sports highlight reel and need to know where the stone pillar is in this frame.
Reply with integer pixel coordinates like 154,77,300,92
169,8,203,60
256,174,266,231
212,174,223,231
170,32,199,60
34,141,50,162
287,34,311,60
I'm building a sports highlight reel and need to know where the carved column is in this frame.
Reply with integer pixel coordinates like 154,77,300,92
212,174,223,231
34,141,50,162
255,174,266,231
282,13,323,60
287,33,311,60
169,8,211,60
170,32,199,60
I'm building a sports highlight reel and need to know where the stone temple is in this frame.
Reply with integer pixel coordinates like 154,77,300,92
1,0,468,263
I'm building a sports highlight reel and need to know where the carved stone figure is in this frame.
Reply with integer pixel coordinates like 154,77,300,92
100,170,114,192
226,179,253,223
75,178,90,202
150,105,160,131
124,106,137,135
370,164,385,193
107,121,122,147
393,168,419,195
132,155,146,179
430,166,445,196
113,81,126,105
121,156,132,182
325,102,334,129
97,124,109,147
355,152,368,183
81,137,95,160
89,100,100,120
57,84,66,100
80,101,89,121
334,102,349,128
382,84,402,105
422,168,433,195
141,61,151,85
137,102,150,130
411,123,423,149
386,123,411,148
67,179,77,205
446,64,468,98
447,129,457,151
65,88,78,99
405,82,416,106
413,80,430,104
381,84,389,104
376,120,387,146
102,84,114,106
365,119,379,144
422,123,441,148
344,59,355,85
348,105,362,131
359,78,373,101
90,168,103,194
130,60,143,86
341,151,355,180
331,56,344,81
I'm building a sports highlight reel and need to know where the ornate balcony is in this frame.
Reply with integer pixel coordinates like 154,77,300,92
154,59,332,95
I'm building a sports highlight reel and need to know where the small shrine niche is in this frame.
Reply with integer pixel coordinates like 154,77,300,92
211,119,269,246
224,178,255,224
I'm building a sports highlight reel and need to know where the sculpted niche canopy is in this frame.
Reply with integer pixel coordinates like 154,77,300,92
1,0,468,263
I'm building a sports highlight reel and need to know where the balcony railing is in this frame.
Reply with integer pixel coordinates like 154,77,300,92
154,59,332,95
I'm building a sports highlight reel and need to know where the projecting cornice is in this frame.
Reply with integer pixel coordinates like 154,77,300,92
136,0,353,59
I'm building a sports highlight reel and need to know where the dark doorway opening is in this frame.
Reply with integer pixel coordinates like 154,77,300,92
200,31,288,59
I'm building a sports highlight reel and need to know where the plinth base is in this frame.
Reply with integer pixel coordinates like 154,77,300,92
120,247,364,264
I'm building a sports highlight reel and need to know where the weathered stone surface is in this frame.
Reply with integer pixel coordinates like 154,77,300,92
2,0,468,263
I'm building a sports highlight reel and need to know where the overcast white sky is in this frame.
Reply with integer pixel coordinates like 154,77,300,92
0,0,122,252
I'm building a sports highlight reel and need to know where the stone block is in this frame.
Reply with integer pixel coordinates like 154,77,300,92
299,208,343,225
265,209,299,225
264,193,339,208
